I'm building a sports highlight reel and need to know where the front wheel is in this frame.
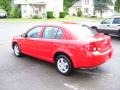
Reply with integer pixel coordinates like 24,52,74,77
55,55,73,75
13,43,22,57
91,27,99,32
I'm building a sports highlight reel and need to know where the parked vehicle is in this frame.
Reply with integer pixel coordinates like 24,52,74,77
0,9,7,18
91,16,120,38
12,24,113,75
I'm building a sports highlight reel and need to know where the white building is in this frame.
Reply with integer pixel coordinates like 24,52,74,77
69,0,116,18
14,0,63,18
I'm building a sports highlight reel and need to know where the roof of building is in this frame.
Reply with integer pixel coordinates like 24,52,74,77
14,0,46,4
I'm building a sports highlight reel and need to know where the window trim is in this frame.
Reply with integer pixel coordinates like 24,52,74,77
112,18,120,24
26,26,44,38
41,26,63,39
101,18,112,24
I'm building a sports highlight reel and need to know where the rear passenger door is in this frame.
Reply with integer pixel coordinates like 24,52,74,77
99,18,113,33
111,18,120,34
36,26,63,62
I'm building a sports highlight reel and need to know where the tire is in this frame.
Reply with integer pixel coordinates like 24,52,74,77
55,55,73,75
13,43,22,57
104,33,108,35
91,27,98,32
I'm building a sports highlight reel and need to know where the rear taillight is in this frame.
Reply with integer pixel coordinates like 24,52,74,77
86,42,97,52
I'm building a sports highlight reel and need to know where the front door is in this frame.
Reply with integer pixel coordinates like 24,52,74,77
111,17,120,34
19,26,43,56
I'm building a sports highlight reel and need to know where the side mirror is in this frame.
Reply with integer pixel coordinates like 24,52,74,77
21,33,27,38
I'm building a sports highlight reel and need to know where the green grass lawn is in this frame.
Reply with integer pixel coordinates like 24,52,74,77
0,16,103,22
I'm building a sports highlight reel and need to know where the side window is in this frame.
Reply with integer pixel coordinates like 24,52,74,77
42,27,62,39
56,29,62,39
27,26,42,38
113,18,120,24
101,18,112,24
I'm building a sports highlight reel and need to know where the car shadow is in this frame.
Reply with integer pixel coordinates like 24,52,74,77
20,54,54,67
11,50,112,86
18,54,107,77
12,53,114,88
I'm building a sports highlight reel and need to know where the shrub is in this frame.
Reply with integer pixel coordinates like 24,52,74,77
59,12,65,18
77,10,82,17
32,15,42,19
73,14,75,16
90,15,97,18
10,5,21,18
47,11,54,18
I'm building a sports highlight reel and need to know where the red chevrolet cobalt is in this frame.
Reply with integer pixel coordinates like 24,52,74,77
12,24,113,75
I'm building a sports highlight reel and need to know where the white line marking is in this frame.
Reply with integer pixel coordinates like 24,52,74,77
64,83,78,90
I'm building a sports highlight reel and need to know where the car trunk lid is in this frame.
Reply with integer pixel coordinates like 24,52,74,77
87,33,112,53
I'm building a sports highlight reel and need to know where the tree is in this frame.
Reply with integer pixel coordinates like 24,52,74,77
114,0,120,12
94,0,113,18
64,0,78,14
10,5,21,18
0,0,12,15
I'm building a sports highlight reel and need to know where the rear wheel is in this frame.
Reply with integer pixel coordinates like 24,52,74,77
91,27,98,32
104,33,108,35
55,55,73,75
13,43,22,57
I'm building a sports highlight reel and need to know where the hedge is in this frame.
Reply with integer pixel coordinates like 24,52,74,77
47,11,54,18
59,12,65,18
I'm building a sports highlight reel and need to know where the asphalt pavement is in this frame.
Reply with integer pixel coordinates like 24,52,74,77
0,22,120,90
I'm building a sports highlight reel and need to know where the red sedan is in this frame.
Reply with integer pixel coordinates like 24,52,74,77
12,24,113,75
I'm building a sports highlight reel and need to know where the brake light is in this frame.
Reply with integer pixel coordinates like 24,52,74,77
86,42,97,52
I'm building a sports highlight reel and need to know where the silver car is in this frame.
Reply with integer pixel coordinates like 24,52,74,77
0,9,7,18
91,16,120,37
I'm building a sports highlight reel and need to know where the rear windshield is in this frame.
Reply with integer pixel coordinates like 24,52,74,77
65,25,97,38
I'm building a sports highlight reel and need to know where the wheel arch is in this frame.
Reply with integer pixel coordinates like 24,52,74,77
12,42,17,49
91,26,97,29
53,51,74,68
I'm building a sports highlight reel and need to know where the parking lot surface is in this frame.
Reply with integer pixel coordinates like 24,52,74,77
0,23,120,90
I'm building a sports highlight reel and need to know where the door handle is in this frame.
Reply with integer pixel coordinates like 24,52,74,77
118,25,120,26
107,25,110,26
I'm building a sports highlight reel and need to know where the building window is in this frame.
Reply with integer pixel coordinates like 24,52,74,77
76,8,81,12
84,8,88,13
85,0,89,5
35,5,38,8
35,10,39,14
23,10,26,13
39,7,41,11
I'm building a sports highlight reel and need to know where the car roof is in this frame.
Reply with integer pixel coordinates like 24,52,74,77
39,22,81,28
111,15,120,18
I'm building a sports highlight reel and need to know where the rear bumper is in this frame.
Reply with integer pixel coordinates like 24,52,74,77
77,48,113,68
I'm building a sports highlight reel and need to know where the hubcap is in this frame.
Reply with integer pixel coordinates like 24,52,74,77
57,58,69,73
14,45,20,56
